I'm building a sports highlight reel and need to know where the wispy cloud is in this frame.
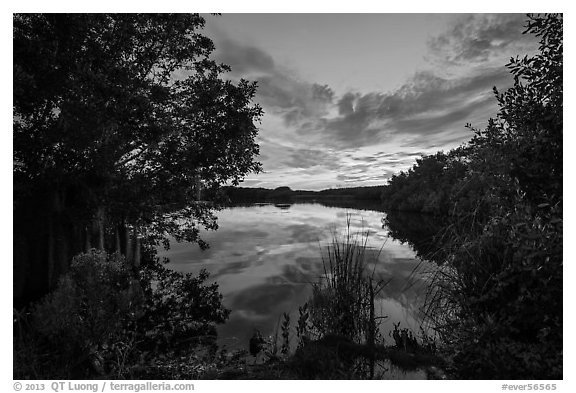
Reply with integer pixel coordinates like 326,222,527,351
427,14,537,67
216,37,276,75
294,67,510,149
213,37,334,128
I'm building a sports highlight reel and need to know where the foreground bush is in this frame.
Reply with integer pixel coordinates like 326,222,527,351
14,251,141,378
14,250,230,379
424,202,562,379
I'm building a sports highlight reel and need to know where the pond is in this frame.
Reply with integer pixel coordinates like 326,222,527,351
159,202,435,361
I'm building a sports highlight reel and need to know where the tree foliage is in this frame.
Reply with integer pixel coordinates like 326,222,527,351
472,13,562,205
381,148,469,215
380,14,562,379
13,14,263,298
14,250,230,379
14,14,262,198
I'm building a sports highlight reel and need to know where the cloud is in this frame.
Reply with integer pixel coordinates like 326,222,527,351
212,36,335,130
215,38,276,75
212,24,516,154
312,83,335,103
337,92,358,116
300,66,510,149
256,136,341,172
256,76,334,126
336,172,395,184
208,14,538,189
285,148,341,170
250,62,512,187
427,14,537,67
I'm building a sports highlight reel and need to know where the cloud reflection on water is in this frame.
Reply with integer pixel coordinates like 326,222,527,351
159,203,431,350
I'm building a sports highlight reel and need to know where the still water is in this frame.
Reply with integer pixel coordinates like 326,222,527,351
159,202,432,357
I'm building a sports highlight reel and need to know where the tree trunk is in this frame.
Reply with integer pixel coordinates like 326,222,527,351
47,189,64,290
195,172,201,201
133,226,141,268
55,225,70,281
115,226,121,254
15,185,86,304
124,222,133,264
47,216,55,290
85,226,92,252
97,206,105,250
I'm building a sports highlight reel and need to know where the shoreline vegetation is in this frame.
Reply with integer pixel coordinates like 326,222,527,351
220,185,384,203
384,14,563,379
219,185,386,212
14,13,562,380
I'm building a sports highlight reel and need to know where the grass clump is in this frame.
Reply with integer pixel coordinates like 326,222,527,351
287,215,445,379
309,215,388,346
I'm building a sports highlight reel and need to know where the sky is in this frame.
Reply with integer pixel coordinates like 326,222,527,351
198,13,540,190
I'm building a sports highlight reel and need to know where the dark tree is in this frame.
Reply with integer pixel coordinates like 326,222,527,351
13,14,263,302
380,148,469,215
380,14,562,379
469,13,562,205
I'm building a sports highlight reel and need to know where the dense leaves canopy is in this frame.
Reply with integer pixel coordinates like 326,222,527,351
14,13,263,244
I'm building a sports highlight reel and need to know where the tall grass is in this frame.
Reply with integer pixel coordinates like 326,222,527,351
309,215,389,345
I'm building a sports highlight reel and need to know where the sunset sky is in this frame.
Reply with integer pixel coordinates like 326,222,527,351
200,13,539,190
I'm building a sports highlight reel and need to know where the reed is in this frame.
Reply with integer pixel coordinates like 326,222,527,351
309,215,388,345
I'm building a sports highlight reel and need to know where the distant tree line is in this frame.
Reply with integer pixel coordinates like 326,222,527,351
222,185,385,202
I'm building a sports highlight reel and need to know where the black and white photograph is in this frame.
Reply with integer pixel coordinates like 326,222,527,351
10,3,565,385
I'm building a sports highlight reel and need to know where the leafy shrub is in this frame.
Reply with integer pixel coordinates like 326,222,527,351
14,250,231,379
136,260,231,353
34,250,142,351
423,201,562,379
14,250,142,378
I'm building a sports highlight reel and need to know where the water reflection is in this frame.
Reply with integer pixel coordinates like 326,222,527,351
159,203,432,353
383,211,448,264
